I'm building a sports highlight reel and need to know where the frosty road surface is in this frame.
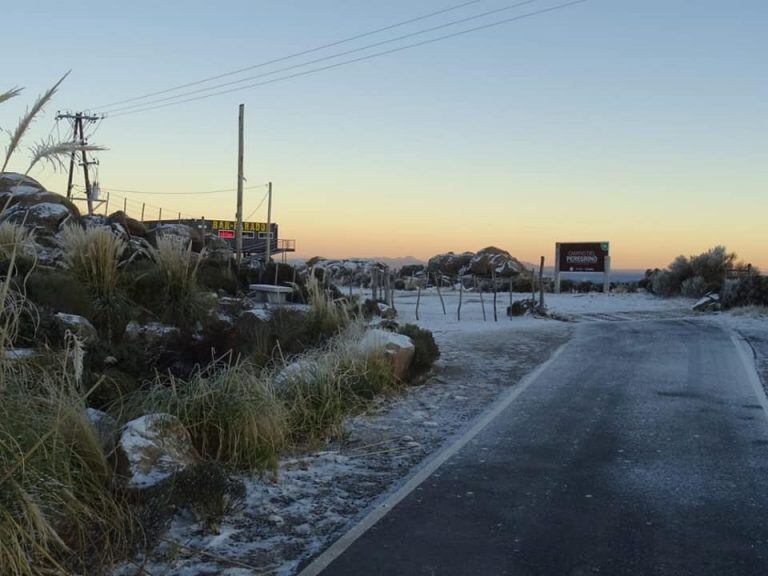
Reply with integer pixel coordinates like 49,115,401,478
311,319,768,576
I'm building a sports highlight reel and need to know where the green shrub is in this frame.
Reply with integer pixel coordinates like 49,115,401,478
198,259,240,295
397,324,440,377
25,268,94,317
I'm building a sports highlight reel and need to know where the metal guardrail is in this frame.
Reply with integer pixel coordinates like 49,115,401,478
278,239,296,252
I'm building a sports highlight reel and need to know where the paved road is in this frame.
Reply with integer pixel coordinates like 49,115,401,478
314,320,768,576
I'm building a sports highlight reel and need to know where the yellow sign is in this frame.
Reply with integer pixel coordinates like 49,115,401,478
210,220,271,233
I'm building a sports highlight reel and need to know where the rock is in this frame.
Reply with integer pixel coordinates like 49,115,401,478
469,246,525,278
268,514,285,525
354,328,415,380
124,321,180,351
147,223,205,252
693,292,721,312
86,408,118,455
303,258,389,287
108,210,148,238
294,523,312,536
379,303,397,320
54,312,98,343
0,172,47,199
115,414,200,489
427,251,474,278
204,236,234,264
0,192,80,244
104,355,118,366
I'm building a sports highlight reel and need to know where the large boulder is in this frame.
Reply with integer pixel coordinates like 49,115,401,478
0,192,80,244
0,172,47,200
354,328,415,380
427,252,474,278
305,258,389,287
108,210,148,238
469,246,526,278
204,235,234,264
115,414,200,488
147,223,205,252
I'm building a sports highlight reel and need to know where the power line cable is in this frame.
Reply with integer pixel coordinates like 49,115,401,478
100,183,269,196
109,0,589,118
92,0,485,110
101,0,541,115
245,189,270,221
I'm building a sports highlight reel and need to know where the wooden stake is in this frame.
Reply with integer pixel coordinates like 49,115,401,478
141,203,145,222
104,190,110,215
435,273,446,315
492,268,498,322
539,256,545,310
477,277,487,322
415,285,421,321
458,281,463,321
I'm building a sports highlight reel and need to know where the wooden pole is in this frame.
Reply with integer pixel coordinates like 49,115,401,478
416,285,421,321
104,190,110,215
265,181,273,266
539,256,545,310
122,197,127,213
235,104,245,265
158,207,162,221
603,255,611,294
531,267,536,302
554,243,562,294
477,277,487,322
141,203,145,222
435,273,446,315
65,115,79,199
492,268,498,322
458,280,463,321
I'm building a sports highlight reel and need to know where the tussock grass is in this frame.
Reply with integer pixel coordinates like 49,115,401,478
306,275,350,336
59,224,127,339
277,326,399,444
147,235,208,327
0,222,36,264
126,359,286,471
0,346,134,575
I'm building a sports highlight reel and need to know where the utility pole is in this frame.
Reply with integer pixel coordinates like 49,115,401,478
265,181,272,268
235,104,245,265
57,111,103,215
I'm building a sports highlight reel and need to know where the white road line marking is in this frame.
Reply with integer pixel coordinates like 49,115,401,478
297,339,571,576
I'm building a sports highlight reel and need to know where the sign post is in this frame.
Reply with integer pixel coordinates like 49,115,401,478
554,242,611,294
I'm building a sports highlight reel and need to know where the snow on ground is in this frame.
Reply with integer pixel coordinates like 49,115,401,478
393,289,693,334
718,309,768,392
116,308,574,575
115,290,699,576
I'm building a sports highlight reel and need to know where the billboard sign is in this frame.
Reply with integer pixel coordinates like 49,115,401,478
558,242,610,273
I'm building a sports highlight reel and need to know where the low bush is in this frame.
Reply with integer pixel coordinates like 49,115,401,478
0,222,36,276
397,324,440,377
651,246,737,297
25,268,94,318
198,259,240,295
722,274,768,309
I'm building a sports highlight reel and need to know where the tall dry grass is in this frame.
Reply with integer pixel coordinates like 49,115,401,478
124,359,286,471
1,73,69,174
58,224,127,339
148,235,208,326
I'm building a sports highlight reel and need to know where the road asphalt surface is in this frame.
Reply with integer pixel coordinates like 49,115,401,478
310,319,768,576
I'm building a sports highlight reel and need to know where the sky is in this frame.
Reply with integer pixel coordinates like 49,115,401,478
1,0,766,269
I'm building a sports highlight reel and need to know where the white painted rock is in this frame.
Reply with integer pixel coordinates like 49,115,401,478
116,414,199,488
354,329,415,379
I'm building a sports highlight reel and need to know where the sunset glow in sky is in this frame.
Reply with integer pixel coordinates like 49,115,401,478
3,0,766,269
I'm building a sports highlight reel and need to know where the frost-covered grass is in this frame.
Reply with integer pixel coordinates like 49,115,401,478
59,224,127,339
124,360,287,472
0,349,133,576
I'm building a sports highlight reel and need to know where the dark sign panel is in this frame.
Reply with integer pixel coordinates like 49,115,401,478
558,242,609,272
